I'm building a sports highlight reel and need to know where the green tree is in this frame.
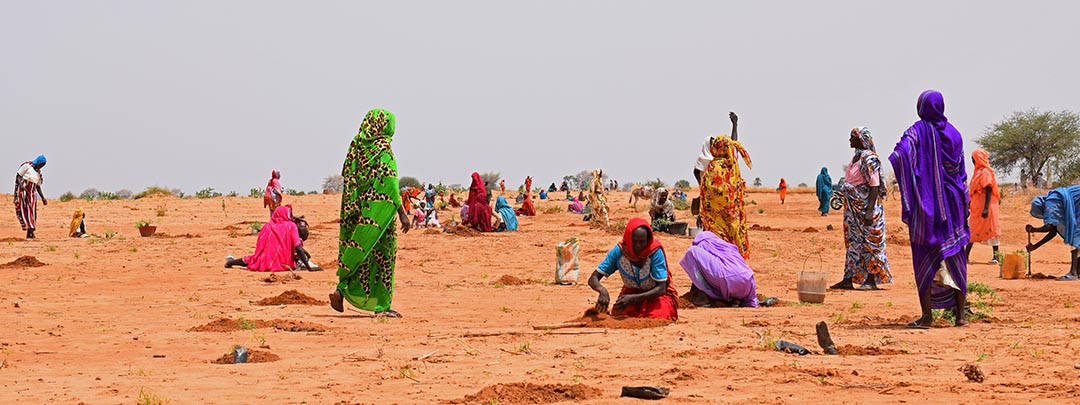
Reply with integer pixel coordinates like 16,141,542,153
977,109,1080,187
753,177,762,187
674,179,691,190
399,176,423,189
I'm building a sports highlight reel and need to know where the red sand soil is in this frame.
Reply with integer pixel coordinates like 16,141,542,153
0,255,47,269
451,225,481,237
4,191,1080,403
152,233,201,238
0,237,25,242
802,226,818,233
211,349,280,364
572,308,672,329
254,290,327,306
449,383,603,404
750,224,780,231
837,345,906,356
189,318,330,332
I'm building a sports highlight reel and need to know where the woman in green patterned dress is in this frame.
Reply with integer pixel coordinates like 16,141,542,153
329,109,411,317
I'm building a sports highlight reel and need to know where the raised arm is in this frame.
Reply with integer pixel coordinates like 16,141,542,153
729,112,739,141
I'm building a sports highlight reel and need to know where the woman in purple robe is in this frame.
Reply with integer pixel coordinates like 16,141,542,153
679,231,758,307
889,90,970,329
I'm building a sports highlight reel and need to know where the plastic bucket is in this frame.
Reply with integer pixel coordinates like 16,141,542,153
797,271,827,303
1001,253,1027,279
668,222,688,236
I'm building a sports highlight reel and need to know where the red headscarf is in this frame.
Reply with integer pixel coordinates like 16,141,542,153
620,218,665,266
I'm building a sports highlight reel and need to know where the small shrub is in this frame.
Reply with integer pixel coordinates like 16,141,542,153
79,188,100,200
227,191,238,197
195,187,221,199
672,199,690,211
322,175,344,193
399,176,424,190
115,189,133,199
135,220,152,228
249,222,263,233
285,189,305,196
58,192,76,202
249,188,263,198
97,192,120,200
134,187,176,199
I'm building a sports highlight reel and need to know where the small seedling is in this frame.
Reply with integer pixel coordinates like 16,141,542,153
757,208,765,214
237,316,256,330
1030,349,1044,358
499,306,510,313
129,247,138,253
136,388,169,405
1065,302,1075,309
45,245,57,252
73,252,80,260
104,230,116,239
849,301,863,312
516,342,532,354
976,353,987,362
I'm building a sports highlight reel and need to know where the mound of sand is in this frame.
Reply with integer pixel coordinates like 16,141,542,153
496,275,530,286
573,309,672,329
449,383,603,404
254,290,327,306
0,256,47,269
211,349,280,364
189,318,330,333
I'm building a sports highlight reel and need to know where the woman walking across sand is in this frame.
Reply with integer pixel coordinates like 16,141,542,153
329,109,411,317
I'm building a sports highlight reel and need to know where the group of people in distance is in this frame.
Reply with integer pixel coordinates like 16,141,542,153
18,90,1080,325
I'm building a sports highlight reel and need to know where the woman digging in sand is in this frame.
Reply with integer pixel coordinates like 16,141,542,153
464,172,495,232
225,205,317,272
889,90,969,329
14,154,47,239
329,109,411,318
587,218,679,321
1026,185,1080,281
831,127,892,291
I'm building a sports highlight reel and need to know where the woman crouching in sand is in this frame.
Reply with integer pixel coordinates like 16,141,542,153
588,218,679,320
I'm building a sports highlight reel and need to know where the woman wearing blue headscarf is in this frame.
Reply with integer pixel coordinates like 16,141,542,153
494,195,518,232
1026,185,1080,281
15,155,48,239
815,167,833,216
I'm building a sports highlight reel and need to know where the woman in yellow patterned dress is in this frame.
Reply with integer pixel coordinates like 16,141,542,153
700,112,752,259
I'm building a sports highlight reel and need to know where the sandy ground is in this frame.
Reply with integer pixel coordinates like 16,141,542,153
2,188,1079,404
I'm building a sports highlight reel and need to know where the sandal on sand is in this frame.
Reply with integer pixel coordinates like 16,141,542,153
329,290,344,313
855,283,881,291
621,386,670,400
906,321,931,329
1056,273,1078,281
376,309,402,318
830,280,855,290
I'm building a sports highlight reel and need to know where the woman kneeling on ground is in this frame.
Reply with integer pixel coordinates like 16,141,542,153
588,218,679,320
225,205,317,271
679,231,760,307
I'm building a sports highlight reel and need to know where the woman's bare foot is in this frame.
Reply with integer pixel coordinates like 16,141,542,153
329,290,344,313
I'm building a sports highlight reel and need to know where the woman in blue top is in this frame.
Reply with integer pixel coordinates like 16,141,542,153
588,218,679,320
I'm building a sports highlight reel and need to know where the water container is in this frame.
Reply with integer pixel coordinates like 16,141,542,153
1001,253,1027,279
797,271,827,304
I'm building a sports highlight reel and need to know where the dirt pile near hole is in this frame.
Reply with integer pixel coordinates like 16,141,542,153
189,318,330,332
451,225,482,237
211,349,280,364
0,256,47,269
750,224,780,231
423,228,442,235
449,382,603,404
572,309,672,329
496,275,531,286
255,290,327,306
837,345,906,356
262,273,302,283
802,227,818,233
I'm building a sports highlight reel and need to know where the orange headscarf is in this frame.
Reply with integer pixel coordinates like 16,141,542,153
970,149,998,198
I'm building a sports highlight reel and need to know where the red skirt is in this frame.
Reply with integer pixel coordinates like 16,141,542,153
612,285,679,321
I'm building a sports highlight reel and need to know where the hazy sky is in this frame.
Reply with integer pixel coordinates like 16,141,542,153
4,1,1080,197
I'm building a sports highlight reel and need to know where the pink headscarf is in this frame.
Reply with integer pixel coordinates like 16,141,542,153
243,205,302,272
